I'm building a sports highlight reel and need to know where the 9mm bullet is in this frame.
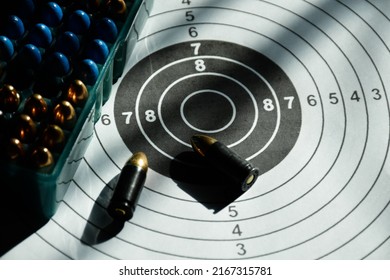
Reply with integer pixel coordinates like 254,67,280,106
191,134,260,192
108,152,148,221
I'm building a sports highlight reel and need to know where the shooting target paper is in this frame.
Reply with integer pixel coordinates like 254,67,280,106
3,0,390,259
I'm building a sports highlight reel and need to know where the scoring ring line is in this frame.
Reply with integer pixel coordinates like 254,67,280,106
135,55,281,160
180,89,237,134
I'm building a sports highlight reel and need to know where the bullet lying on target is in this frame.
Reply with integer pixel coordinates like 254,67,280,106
190,134,260,192
108,152,148,221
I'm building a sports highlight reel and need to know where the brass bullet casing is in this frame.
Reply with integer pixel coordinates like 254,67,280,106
6,138,25,161
30,146,54,169
40,124,65,152
14,114,37,143
108,152,148,221
23,93,48,121
53,100,76,130
65,79,89,107
0,84,20,113
190,135,260,192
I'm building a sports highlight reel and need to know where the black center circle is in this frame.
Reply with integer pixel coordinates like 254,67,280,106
181,90,235,133
114,40,301,189
157,71,260,149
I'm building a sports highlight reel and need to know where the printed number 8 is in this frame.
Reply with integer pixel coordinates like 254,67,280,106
145,110,157,122
195,59,206,72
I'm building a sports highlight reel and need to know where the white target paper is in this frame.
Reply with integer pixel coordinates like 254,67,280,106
3,0,390,259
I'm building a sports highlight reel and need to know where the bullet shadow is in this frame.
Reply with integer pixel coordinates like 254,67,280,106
170,151,244,213
81,174,124,245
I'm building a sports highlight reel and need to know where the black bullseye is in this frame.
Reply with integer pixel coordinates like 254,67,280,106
114,40,301,185
181,90,236,133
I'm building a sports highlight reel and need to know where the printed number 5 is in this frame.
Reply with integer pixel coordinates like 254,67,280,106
228,205,238,217
186,11,194,21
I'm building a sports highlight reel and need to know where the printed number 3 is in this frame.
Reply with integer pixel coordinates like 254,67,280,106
236,243,246,255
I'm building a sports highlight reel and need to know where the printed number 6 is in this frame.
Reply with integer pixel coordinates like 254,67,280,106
189,26,198,37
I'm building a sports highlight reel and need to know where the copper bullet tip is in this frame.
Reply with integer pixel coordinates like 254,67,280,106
66,79,89,106
7,138,24,160
53,100,76,129
0,84,20,112
41,124,65,151
23,93,48,120
127,152,148,172
107,0,127,15
190,134,217,157
31,146,54,169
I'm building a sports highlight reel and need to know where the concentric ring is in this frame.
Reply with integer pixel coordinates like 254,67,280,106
115,41,301,182
180,90,237,134
8,0,389,261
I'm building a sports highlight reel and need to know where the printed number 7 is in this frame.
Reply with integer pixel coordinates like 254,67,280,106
122,112,133,124
191,42,201,55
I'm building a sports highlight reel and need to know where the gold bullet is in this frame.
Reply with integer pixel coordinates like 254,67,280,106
40,124,65,152
190,135,260,192
30,146,54,169
23,93,48,121
6,138,25,161
53,100,76,130
106,0,127,17
14,114,37,143
108,152,148,221
65,79,89,107
128,152,148,172
0,84,20,113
